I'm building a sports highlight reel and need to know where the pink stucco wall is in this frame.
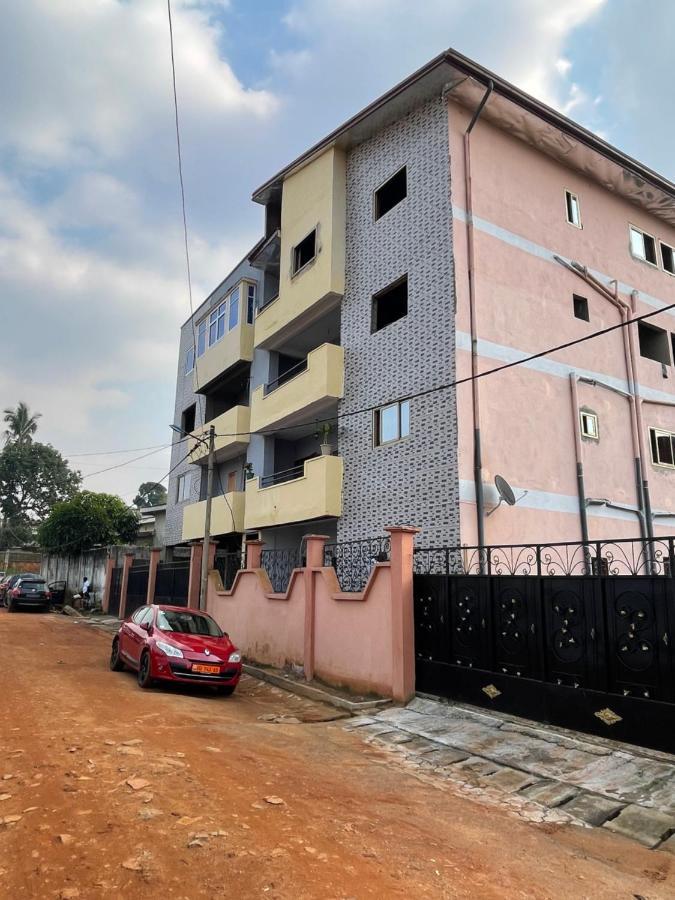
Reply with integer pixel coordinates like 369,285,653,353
449,98,675,546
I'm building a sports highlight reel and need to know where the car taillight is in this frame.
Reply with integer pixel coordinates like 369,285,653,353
45,591,52,600
11,588,20,597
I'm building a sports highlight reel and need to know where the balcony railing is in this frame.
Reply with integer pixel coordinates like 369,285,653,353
259,464,306,488
264,358,308,395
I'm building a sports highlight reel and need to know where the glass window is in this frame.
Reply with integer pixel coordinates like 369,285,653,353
247,284,256,324
157,609,223,637
229,288,240,330
177,473,191,502
565,190,581,227
374,400,410,446
650,428,675,468
216,302,226,340
580,411,598,439
197,320,206,357
630,225,658,265
185,346,195,374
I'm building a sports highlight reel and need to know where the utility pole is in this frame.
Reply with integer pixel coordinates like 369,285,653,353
199,425,216,611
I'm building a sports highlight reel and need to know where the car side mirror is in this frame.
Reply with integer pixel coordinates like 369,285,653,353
141,622,152,634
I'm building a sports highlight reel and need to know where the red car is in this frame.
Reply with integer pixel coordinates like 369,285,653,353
110,604,242,694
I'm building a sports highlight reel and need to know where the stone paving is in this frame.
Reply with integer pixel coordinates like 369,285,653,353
344,696,675,852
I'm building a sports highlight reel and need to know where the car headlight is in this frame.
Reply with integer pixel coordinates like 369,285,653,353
228,651,241,663
156,640,183,658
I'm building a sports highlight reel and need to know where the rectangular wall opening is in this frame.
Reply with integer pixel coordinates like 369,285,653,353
181,403,196,434
630,226,658,265
292,229,316,275
371,275,408,333
638,321,671,364
573,294,589,321
661,241,675,275
375,167,407,220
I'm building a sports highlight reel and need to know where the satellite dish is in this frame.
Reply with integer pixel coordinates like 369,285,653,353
487,475,526,516
495,475,516,506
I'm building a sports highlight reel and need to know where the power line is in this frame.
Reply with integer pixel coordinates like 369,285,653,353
64,443,170,457
206,300,675,441
80,445,172,480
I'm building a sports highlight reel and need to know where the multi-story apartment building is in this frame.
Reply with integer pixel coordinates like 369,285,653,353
167,49,675,556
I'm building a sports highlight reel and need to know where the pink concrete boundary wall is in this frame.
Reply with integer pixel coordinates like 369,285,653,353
205,527,418,701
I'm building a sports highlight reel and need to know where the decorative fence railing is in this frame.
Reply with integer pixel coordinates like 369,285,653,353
260,548,301,593
324,536,391,592
153,560,190,606
214,551,243,590
413,537,675,577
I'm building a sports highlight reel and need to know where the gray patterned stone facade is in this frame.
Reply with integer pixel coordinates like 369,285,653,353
165,260,259,547
337,97,459,547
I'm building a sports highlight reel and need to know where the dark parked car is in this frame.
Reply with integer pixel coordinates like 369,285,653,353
1,573,42,606
6,577,51,612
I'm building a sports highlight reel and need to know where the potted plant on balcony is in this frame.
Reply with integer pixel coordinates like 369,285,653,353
244,462,255,480
319,422,333,456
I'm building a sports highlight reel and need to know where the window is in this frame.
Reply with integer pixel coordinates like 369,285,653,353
185,346,195,374
373,400,410,446
660,241,675,276
292,229,316,275
228,287,240,331
208,302,226,346
375,166,407,220
247,284,256,324
132,606,150,625
638,321,671,364
573,294,589,322
180,403,196,434
629,225,658,266
565,190,581,228
649,427,675,468
580,411,598,440
176,473,191,502
197,320,206,357
372,275,408,333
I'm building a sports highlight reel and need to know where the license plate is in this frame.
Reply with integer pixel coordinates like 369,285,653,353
192,664,220,675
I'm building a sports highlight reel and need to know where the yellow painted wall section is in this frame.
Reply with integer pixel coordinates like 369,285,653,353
189,406,251,462
194,322,254,391
181,492,245,541
249,343,344,432
254,147,346,347
244,455,343,530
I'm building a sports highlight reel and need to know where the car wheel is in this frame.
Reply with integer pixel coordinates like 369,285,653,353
217,685,236,696
137,651,153,689
110,638,125,672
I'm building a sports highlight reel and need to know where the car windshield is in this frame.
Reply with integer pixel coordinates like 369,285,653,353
20,580,45,587
156,610,223,637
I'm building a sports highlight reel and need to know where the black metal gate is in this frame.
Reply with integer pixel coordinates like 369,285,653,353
413,539,675,754
107,566,122,617
153,560,190,607
125,563,149,618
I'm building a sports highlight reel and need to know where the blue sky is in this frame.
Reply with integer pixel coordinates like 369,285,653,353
0,0,672,499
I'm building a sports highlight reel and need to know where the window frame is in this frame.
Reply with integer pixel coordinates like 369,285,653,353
629,224,658,268
371,274,409,333
374,165,408,221
564,189,582,229
373,399,411,447
185,346,195,374
580,411,599,440
649,427,675,469
197,319,207,357
660,240,675,276
176,473,191,502
246,283,256,324
291,227,317,277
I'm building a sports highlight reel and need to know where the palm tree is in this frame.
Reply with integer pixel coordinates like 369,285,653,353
3,402,41,445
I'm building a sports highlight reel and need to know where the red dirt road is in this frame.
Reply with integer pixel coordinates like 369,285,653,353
0,610,673,899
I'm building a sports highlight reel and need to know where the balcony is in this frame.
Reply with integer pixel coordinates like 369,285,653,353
250,344,344,433
189,406,251,465
254,147,345,350
194,321,254,392
181,492,245,541
244,454,343,530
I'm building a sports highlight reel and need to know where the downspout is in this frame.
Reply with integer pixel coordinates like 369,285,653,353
626,289,655,545
464,80,493,565
569,374,590,547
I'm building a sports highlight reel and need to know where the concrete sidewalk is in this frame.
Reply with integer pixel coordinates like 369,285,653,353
346,696,675,852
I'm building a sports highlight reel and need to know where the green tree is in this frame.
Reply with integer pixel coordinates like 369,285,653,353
133,481,168,509
0,441,81,527
3,401,42,445
38,491,139,553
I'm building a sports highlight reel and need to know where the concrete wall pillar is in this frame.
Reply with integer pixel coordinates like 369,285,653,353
385,526,420,703
245,539,264,569
187,542,203,609
101,555,115,614
207,541,217,571
303,534,329,682
118,552,135,620
146,547,162,605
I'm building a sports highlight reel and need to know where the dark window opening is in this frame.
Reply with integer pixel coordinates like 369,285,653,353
375,167,407,220
573,294,589,321
670,334,675,368
638,321,671,365
181,403,196,434
661,242,675,275
372,276,408,333
292,230,316,274
644,234,658,265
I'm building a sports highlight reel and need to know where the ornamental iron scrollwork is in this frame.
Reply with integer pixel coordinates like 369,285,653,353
324,537,390,592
